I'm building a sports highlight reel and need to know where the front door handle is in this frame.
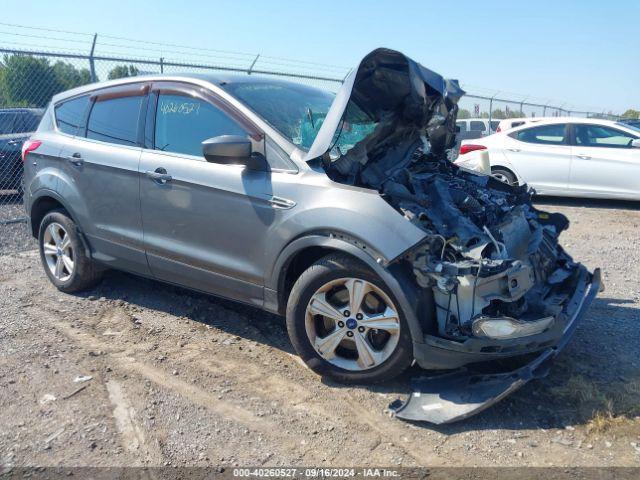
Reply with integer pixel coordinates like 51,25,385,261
67,153,84,166
577,154,591,160
146,167,172,184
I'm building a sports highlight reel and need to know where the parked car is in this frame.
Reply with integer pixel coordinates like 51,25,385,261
456,118,499,137
456,117,640,200
23,49,598,423
0,108,44,192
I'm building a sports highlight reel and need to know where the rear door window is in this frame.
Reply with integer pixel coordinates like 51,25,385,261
153,93,246,157
513,124,567,145
86,96,143,146
55,96,90,136
574,124,637,148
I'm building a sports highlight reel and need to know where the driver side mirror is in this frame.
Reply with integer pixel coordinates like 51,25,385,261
631,139,640,149
202,135,268,171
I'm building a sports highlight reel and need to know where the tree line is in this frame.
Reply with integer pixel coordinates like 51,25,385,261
0,54,139,108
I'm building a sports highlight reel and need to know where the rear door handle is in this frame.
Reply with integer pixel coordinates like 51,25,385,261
146,168,172,184
507,148,521,152
577,154,591,160
67,153,84,166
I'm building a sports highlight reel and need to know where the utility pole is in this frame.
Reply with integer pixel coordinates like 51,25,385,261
89,34,98,83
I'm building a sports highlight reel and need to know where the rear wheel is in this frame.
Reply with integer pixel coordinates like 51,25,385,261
38,210,103,293
491,167,518,185
286,254,413,383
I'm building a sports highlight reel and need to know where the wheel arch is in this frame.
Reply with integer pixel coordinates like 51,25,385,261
29,190,92,257
267,234,431,343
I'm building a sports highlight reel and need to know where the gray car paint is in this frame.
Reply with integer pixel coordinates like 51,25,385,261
24,74,427,325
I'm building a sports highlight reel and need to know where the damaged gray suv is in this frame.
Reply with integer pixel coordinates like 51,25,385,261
24,49,600,423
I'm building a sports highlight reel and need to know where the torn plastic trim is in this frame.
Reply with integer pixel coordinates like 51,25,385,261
389,267,600,424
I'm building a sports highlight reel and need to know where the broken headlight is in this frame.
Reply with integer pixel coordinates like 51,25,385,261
471,315,554,340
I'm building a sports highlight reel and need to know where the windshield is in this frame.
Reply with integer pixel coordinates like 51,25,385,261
222,81,336,150
617,121,640,133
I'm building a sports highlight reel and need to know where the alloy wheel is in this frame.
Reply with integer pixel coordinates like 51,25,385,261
492,172,510,184
42,222,74,282
305,277,401,371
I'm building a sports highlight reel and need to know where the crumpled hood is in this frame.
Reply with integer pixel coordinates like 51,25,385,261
304,48,464,162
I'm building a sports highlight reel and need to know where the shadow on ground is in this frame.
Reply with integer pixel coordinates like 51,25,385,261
74,268,640,435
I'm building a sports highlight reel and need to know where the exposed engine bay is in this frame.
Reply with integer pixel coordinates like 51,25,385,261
313,48,584,343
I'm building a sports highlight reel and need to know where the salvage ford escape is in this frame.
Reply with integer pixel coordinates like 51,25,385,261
23,49,600,422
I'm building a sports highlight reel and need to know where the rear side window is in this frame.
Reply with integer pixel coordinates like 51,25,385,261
574,124,637,148
153,93,246,157
55,96,90,135
470,121,485,131
13,112,41,133
0,112,18,135
86,96,143,146
513,124,566,145
490,121,499,131
511,121,525,128
456,121,467,132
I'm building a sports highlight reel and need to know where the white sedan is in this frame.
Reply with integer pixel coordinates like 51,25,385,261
455,118,640,200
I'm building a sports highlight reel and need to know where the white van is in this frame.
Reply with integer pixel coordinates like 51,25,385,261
455,118,499,137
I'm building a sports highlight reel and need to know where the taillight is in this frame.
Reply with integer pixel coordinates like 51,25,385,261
459,144,487,155
21,139,41,163
496,126,501,132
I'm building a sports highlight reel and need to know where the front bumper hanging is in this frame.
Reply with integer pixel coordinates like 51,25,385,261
389,268,601,424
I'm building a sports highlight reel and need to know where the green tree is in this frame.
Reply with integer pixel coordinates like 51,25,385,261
52,61,91,91
622,109,640,119
108,65,139,80
457,108,471,119
491,109,506,119
0,55,61,107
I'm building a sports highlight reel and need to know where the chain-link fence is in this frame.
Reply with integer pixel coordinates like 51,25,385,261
0,44,624,252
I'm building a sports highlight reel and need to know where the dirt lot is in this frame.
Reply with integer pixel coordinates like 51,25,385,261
0,198,639,468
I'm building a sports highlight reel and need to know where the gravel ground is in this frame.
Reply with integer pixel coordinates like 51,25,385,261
0,197,33,255
0,198,639,468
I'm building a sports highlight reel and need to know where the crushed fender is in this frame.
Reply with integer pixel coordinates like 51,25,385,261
390,268,601,424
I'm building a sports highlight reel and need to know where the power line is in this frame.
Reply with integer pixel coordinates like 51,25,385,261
0,21,93,37
0,21,351,71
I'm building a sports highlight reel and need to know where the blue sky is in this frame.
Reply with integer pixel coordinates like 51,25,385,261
2,0,638,112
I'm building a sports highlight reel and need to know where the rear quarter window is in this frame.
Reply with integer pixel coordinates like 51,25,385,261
55,96,90,135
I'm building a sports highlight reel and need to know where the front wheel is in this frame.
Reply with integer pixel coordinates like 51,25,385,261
286,254,413,384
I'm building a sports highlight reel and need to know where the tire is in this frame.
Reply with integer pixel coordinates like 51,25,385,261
491,167,518,185
286,253,413,384
38,209,103,293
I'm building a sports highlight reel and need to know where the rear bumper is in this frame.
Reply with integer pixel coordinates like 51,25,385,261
391,267,600,424
413,265,598,370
